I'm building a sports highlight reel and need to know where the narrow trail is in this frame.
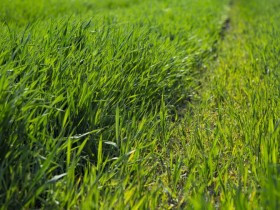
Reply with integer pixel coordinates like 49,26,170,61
182,0,280,208
219,0,232,40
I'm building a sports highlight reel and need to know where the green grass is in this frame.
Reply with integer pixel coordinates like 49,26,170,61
0,0,279,209
185,0,280,208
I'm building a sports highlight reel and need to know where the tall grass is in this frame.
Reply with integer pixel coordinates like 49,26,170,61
0,0,229,208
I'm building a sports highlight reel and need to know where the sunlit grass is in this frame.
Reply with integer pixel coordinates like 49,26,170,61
184,0,280,208
1,0,279,209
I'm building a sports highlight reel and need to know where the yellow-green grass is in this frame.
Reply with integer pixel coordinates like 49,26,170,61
182,0,280,208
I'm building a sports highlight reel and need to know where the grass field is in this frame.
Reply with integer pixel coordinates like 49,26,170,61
0,0,279,209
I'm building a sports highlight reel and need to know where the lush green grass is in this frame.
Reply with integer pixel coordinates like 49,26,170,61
1,0,279,209
0,0,229,208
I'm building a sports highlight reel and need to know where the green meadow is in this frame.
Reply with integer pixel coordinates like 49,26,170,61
0,0,279,209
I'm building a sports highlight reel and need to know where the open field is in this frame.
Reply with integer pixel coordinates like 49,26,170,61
0,0,279,209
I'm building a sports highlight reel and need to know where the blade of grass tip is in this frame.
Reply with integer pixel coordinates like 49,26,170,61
67,137,72,169
76,137,89,156
97,135,103,171
115,105,120,146
104,141,119,149
47,173,67,184
70,128,103,139
160,93,166,142
63,108,70,129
